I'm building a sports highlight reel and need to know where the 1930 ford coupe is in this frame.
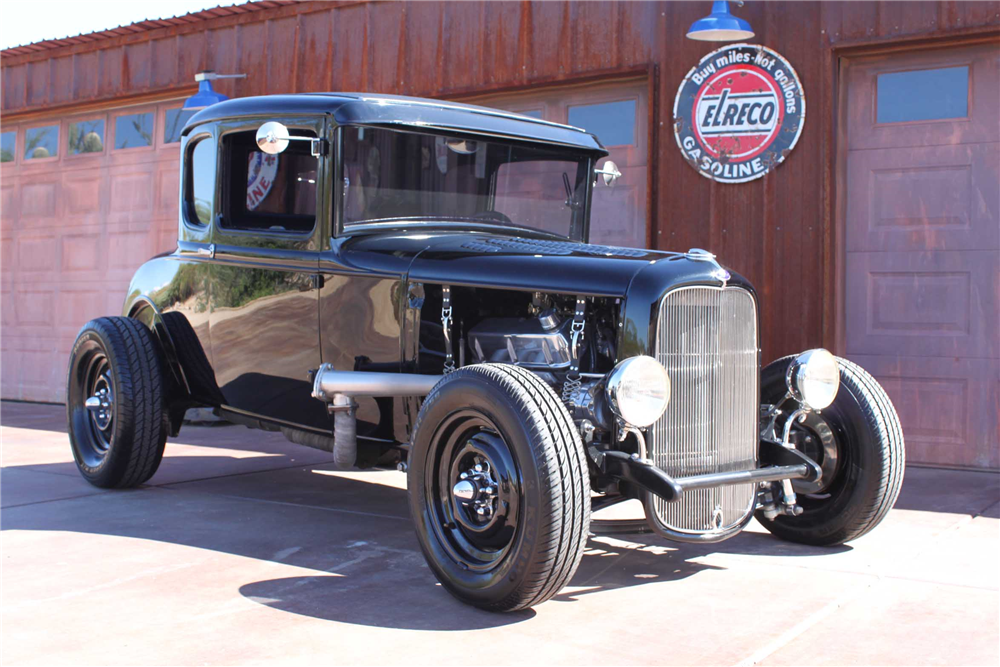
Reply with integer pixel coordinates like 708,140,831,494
68,93,904,611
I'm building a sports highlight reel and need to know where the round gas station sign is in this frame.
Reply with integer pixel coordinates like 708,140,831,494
673,44,805,184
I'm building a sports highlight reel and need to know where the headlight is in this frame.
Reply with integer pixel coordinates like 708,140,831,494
605,356,671,428
785,348,840,410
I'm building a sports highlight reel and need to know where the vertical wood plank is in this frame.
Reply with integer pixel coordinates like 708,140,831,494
296,9,332,93
265,17,298,95
151,37,179,90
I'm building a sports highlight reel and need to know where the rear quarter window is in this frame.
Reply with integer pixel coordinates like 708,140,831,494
186,136,216,227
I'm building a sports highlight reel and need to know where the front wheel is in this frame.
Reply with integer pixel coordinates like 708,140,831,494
408,364,590,611
67,317,168,488
756,355,905,546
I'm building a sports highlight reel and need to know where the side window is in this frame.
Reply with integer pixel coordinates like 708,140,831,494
186,136,216,227
164,108,197,144
220,129,317,233
567,99,637,146
876,66,969,124
1,131,15,163
24,125,59,160
114,112,154,149
67,118,105,155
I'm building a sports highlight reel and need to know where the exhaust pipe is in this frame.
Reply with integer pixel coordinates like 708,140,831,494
311,364,444,399
311,364,444,469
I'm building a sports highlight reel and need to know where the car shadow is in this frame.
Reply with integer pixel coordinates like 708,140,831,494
6,402,991,630
2,448,859,631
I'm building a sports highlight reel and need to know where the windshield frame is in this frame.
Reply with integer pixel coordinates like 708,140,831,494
331,124,595,242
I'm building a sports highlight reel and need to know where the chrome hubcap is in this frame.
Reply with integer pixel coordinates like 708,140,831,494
87,373,114,434
452,459,499,522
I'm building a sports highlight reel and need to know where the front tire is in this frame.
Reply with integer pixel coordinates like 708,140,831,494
756,355,905,546
67,317,168,488
408,364,590,611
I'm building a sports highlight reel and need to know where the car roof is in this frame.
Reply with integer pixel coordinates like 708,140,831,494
186,93,608,153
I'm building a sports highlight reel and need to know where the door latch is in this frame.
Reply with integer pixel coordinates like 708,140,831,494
197,244,215,259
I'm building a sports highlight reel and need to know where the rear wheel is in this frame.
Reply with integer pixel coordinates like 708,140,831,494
756,355,905,545
67,317,168,488
408,364,590,611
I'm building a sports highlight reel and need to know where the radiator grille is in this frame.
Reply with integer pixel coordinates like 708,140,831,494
649,286,759,536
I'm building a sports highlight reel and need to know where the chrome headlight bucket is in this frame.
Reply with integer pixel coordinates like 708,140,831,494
785,348,840,410
606,356,671,428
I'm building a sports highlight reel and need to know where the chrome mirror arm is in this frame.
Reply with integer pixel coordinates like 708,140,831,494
593,160,622,186
277,135,325,157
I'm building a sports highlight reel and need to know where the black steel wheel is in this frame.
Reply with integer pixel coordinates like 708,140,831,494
67,317,168,488
408,364,590,612
756,355,905,545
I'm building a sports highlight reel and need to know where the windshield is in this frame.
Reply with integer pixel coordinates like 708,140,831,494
341,126,591,239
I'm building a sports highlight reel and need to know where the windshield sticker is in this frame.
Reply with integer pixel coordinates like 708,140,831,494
673,44,805,184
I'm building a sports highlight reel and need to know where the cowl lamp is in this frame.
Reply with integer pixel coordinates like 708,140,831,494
686,1,754,42
183,71,246,110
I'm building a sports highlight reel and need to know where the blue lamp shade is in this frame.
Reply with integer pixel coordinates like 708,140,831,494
687,1,754,41
183,79,229,110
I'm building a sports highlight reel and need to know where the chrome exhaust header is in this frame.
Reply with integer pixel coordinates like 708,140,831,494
309,364,444,470
311,363,443,400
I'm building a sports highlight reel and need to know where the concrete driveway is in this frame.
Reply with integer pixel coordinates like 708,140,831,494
2,401,997,666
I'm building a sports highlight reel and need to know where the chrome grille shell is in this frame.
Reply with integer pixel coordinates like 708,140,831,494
645,285,759,541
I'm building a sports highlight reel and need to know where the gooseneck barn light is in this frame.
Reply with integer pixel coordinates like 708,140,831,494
183,71,247,110
686,1,755,42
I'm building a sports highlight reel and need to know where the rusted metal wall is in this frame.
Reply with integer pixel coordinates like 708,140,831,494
3,1,998,363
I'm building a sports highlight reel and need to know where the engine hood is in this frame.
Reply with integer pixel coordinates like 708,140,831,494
400,233,735,297
336,229,756,361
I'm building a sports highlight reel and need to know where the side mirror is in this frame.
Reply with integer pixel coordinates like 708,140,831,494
594,160,622,187
255,121,326,157
256,121,291,154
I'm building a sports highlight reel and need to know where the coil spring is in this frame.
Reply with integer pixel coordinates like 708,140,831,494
561,375,582,407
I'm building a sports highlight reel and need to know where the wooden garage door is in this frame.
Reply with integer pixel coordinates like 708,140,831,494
464,79,649,248
1,100,194,402
844,42,999,469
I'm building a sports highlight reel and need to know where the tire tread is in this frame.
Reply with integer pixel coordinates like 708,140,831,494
757,355,905,545
409,363,590,611
67,316,167,488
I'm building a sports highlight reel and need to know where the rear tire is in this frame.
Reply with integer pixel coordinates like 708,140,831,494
67,317,168,488
756,355,905,546
408,364,590,611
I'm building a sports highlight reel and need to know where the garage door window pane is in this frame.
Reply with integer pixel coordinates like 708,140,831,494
164,108,197,144
1,132,14,162
187,138,216,226
877,66,969,124
67,119,105,155
518,109,543,119
568,100,636,146
24,125,58,160
115,112,154,149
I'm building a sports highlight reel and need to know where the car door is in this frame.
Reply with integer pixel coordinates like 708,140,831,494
164,127,221,407
208,116,328,431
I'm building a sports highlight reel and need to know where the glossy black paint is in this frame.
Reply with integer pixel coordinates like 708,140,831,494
122,94,759,445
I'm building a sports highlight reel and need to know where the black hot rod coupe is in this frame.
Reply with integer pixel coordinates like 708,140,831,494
68,93,904,611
